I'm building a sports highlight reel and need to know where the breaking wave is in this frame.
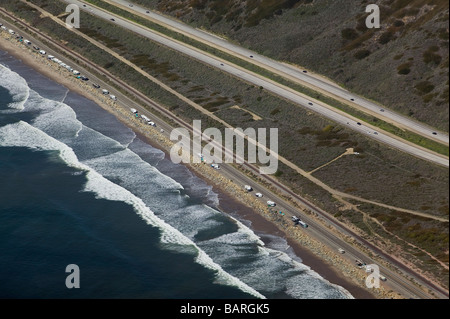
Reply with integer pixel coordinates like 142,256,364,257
0,64,30,110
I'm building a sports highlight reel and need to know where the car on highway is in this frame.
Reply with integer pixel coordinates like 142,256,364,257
244,185,253,191
308,102,313,106
357,122,361,125
255,192,263,198
338,248,345,254
211,164,220,170
110,18,115,21
267,200,276,207
432,132,437,135
92,83,100,88
146,11,150,13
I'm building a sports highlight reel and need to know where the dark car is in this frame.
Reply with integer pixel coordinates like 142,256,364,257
110,18,115,21
350,98,355,101
308,102,313,106
92,83,100,88
357,122,361,125
33,45,39,50
146,10,150,13
303,70,307,73
432,132,437,135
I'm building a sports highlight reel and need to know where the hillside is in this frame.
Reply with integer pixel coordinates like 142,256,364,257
131,0,449,132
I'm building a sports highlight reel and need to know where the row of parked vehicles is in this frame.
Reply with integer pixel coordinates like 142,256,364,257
130,108,157,128
244,184,309,228
2,23,119,103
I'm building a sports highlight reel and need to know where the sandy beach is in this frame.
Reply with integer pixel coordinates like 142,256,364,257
0,30,395,299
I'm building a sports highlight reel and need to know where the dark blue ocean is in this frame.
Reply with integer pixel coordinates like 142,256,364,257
0,50,352,299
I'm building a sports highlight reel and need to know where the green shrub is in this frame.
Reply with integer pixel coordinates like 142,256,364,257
341,28,359,41
414,81,435,95
423,50,442,65
397,62,412,75
378,30,395,44
354,49,371,60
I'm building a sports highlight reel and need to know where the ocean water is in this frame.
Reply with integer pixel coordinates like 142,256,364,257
0,50,353,299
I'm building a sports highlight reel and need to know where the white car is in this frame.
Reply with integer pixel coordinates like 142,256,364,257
255,192,263,198
211,164,220,170
267,201,276,207
244,185,253,191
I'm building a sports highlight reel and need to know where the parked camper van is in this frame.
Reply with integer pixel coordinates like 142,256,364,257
267,201,276,207
298,221,308,228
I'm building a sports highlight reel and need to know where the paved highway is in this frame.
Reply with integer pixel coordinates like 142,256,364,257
64,0,449,168
107,0,449,146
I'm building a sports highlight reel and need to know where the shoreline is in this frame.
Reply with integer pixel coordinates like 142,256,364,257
1,32,383,299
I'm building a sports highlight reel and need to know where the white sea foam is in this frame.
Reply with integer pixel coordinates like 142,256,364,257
0,64,30,110
0,120,265,299
30,92,82,141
